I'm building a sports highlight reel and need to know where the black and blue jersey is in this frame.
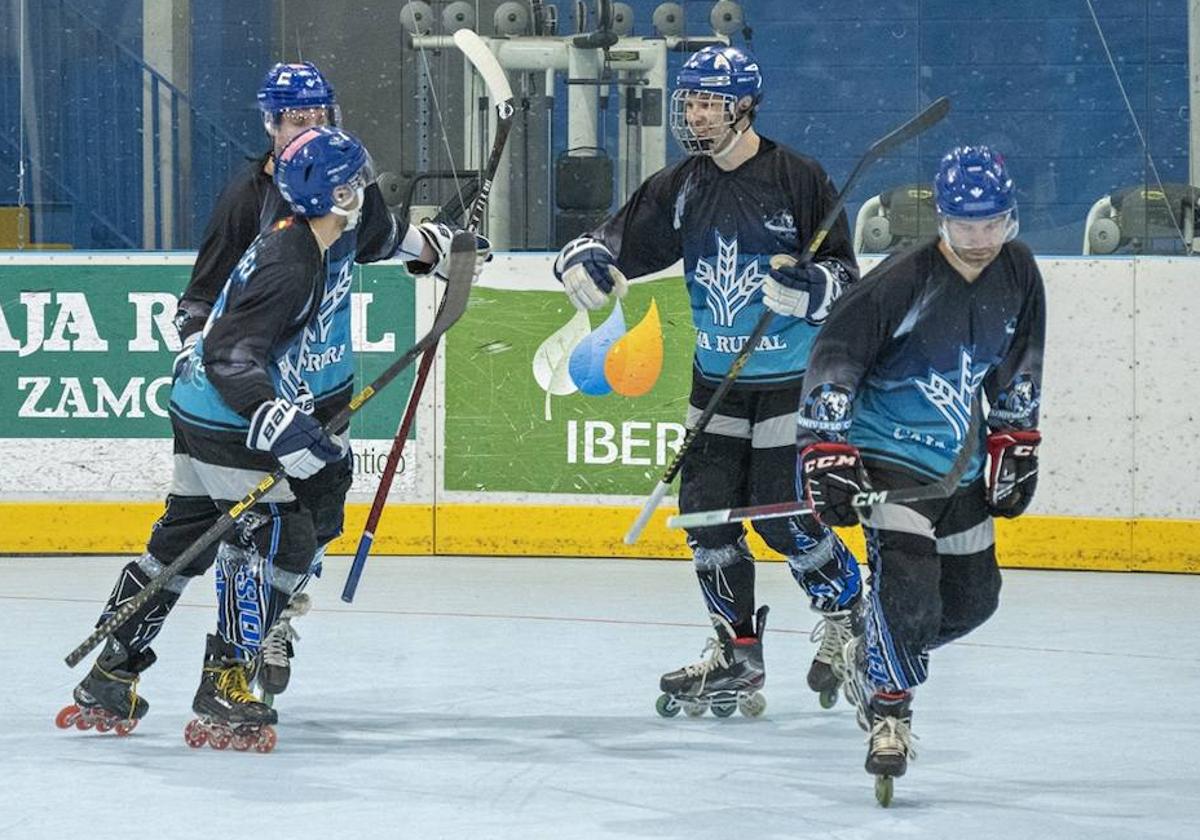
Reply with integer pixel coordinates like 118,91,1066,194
175,155,404,425
591,136,858,388
796,239,1046,483
170,217,325,440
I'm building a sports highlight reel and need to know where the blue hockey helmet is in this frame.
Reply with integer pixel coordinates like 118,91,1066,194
934,146,1016,219
934,145,1019,261
258,62,340,134
676,45,763,104
670,45,763,156
274,127,369,218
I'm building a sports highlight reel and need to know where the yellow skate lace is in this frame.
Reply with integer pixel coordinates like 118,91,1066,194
211,663,259,704
95,663,140,722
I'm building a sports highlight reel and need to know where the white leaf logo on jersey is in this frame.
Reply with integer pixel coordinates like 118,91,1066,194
915,348,988,442
307,258,355,345
693,235,764,327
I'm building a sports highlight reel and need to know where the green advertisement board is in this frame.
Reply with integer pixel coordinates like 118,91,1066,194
444,276,696,495
0,261,417,439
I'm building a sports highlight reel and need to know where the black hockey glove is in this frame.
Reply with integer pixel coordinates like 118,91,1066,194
986,430,1041,518
247,398,344,480
799,442,870,527
764,258,842,325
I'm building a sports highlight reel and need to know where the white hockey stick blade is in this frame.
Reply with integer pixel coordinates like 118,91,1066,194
453,29,514,104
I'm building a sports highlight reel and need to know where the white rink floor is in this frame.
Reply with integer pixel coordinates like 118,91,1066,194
2,554,1198,840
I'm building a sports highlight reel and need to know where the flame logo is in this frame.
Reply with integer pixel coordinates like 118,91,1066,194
532,299,664,418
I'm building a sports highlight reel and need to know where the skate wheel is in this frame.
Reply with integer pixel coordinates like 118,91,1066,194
710,699,737,718
254,726,277,754
183,719,207,748
875,775,894,807
819,688,838,710
55,705,80,729
682,700,707,718
209,728,233,750
655,694,680,718
75,715,94,731
738,692,767,718
114,719,136,736
231,731,255,751
94,719,112,733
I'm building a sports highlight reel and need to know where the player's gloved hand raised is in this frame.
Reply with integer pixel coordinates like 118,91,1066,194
986,430,1041,518
763,256,842,325
553,235,628,311
408,221,492,283
799,442,870,527
247,398,345,480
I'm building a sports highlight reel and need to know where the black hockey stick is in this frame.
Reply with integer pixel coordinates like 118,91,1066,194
340,29,515,604
667,408,982,530
64,233,478,669
623,96,952,544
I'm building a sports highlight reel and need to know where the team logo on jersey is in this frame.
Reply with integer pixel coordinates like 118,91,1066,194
990,373,1040,425
673,173,696,231
763,209,797,241
693,234,764,327
915,347,988,441
308,257,355,345
798,383,854,433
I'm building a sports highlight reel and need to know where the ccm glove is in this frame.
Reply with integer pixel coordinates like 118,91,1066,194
553,235,628,311
407,221,492,283
799,442,871,527
986,429,1041,518
247,398,344,480
763,257,842,324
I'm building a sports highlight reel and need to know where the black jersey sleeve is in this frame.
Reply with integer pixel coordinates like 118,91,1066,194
794,251,917,450
203,227,321,419
177,156,271,341
984,242,1046,431
591,166,685,278
354,182,404,264
792,157,858,287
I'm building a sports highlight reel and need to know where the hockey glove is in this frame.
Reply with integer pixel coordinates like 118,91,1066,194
407,221,492,283
763,258,842,325
553,235,628,311
799,442,871,527
247,398,344,481
986,429,1041,518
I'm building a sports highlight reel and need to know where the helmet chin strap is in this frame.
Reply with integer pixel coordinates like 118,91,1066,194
709,108,753,163
330,186,364,231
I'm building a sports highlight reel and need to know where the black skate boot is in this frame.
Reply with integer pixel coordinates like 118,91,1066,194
185,634,278,753
256,593,310,702
806,607,853,709
656,606,768,719
56,638,156,736
865,690,917,807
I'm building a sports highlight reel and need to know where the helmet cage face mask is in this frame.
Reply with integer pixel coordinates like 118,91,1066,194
938,208,1019,259
669,89,743,156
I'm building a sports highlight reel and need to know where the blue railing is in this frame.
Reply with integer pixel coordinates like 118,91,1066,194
1,0,256,249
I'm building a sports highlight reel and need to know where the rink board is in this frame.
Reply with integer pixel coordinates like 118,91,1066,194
0,253,1197,571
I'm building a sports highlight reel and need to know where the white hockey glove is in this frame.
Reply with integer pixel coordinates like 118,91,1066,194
407,221,491,283
763,257,842,325
553,235,628,311
247,398,344,480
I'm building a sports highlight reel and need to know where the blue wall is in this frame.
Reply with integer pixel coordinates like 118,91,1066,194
1,0,1191,253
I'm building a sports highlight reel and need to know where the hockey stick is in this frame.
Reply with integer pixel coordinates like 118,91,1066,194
667,407,982,530
623,96,951,544
340,29,515,603
64,234,478,668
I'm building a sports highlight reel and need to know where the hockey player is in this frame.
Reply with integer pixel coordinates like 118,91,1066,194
795,145,1045,803
171,62,487,700
60,127,378,747
553,45,863,717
